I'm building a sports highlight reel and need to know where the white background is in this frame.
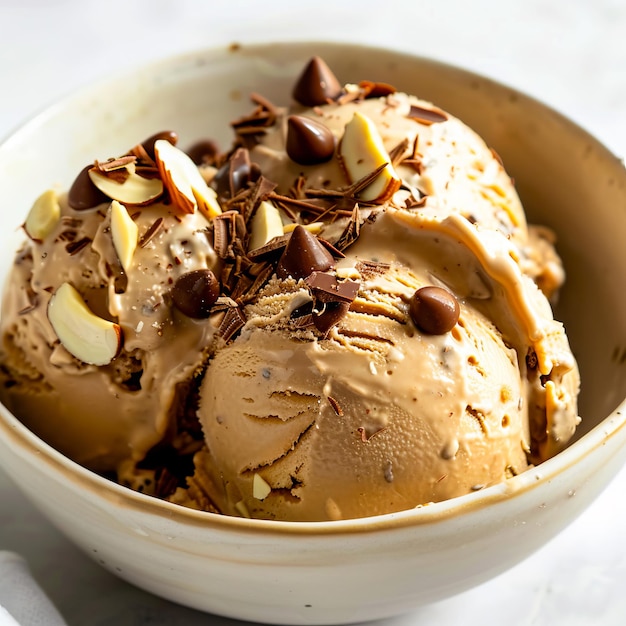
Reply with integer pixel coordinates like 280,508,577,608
0,1,625,624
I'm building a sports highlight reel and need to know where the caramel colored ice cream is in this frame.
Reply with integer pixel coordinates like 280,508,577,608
0,57,580,521
0,138,219,473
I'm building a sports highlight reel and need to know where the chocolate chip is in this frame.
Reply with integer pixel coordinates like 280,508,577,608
276,226,334,280
286,115,336,165
141,130,178,160
211,147,251,198
186,139,220,165
313,301,350,335
68,165,109,211
292,56,342,106
409,286,459,334
171,269,220,318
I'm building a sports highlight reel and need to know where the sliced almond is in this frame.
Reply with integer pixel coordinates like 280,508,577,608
248,200,284,252
88,165,163,205
282,221,324,235
339,111,401,202
47,282,122,366
252,473,271,500
24,189,61,241
110,200,138,273
154,139,222,219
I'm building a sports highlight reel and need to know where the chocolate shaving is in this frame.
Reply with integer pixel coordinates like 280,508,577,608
407,104,448,125
65,237,92,256
210,295,238,313
129,142,155,166
306,272,360,303
139,217,164,248
404,194,427,209
18,288,38,315
95,155,137,172
230,92,279,145
358,80,397,99
268,192,330,219
247,233,290,261
309,162,387,202
56,230,77,243
218,306,246,342
355,260,390,278
327,396,344,416
239,263,274,303
134,165,161,180
334,204,361,251
212,211,236,259
248,176,278,214
388,138,409,167
229,274,254,301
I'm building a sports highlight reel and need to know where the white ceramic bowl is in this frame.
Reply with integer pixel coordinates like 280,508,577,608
0,42,625,625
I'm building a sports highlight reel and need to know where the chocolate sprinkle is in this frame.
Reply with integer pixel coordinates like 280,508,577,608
327,396,344,416
139,217,164,248
407,105,448,126
65,237,92,256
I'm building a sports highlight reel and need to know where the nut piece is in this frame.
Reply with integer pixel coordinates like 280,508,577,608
24,189,61,241
154,139,222,219
47,283,122,365
110,200,138,273
248,201,284,252
339,111,401,202
253,474,271,500
88,164,163,205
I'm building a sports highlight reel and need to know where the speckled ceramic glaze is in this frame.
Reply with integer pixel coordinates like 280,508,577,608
0,43,625,625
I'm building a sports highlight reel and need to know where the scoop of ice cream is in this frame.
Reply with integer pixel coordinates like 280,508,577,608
0,139,220,473
198,267,530,521
188,64,580,520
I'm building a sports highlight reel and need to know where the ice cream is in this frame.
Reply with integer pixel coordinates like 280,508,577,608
0,134,220,477
0,56,580,521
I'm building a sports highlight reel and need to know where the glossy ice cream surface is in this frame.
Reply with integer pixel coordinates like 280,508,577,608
0,57,580,521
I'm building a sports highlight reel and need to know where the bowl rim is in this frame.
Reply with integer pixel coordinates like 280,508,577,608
1,40,625,536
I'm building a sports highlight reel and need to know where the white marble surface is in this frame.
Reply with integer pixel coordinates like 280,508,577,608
0,1,625,624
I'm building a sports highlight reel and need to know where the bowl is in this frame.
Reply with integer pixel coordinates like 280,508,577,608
0,42,625,625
